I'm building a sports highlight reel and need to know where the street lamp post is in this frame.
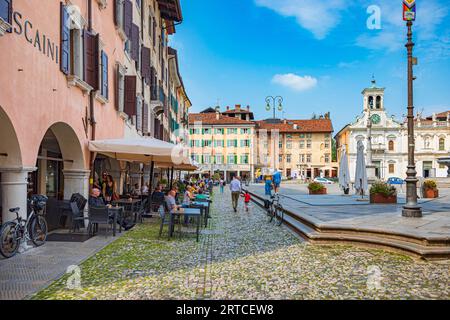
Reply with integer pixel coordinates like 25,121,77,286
402,4,422,217
265,96,283,120
265,96,283,172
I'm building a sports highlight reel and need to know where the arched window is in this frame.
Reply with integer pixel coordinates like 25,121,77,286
439,138,445,151
388,140,394,151
368,96,374,109
376,96,381,109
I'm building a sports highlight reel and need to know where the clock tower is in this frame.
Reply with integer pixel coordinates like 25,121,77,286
363,77,385,182
362,77,385,125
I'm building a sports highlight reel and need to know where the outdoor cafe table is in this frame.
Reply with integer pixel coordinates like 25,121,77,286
191,201,210,227
107,206,124,236
169,208,202,242
112,198,141,221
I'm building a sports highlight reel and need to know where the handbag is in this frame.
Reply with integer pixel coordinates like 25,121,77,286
112,192,120,201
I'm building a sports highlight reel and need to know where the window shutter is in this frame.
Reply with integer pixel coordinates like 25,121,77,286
143,102,149,134
1,0,12,29
114,65,119,110
60,2,70,75
136,98,142,131
123,0,132,39
124,75,136,116
113,0,119,26
84,31,99,89
130,23,140,61
141,46,151,83
101,51,108,99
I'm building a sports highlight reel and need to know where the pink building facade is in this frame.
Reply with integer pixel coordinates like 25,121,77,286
0,0,187,225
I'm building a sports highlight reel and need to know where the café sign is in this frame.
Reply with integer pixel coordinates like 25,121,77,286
10,10,59,64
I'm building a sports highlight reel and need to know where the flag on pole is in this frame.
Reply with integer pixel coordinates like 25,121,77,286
403,0,416,21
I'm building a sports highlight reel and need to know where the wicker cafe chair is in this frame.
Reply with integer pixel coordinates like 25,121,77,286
69,202,89,233
88,206,113,237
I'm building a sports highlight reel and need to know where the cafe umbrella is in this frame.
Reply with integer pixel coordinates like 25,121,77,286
354,140,368,198
338,145,351,194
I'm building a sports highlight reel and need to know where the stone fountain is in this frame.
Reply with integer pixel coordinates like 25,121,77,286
437,157,450,178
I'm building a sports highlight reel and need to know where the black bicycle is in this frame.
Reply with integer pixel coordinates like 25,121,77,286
0,195,48,258
266,193,284,226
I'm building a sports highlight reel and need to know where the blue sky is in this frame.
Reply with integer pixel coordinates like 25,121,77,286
170,0,450,132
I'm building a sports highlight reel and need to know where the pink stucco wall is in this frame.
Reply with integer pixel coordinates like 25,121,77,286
0,0,126,169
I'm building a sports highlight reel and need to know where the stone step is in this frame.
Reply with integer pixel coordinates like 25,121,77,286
245,188,450,260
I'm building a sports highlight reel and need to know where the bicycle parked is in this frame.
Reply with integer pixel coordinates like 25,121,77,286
265,193,284,226
0,195,48,258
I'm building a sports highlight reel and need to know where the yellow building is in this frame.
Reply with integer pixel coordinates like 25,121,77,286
255,117,337,179
188,106,256,181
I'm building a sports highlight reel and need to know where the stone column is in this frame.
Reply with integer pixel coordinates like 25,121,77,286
63,169,90,201
0,167,36,222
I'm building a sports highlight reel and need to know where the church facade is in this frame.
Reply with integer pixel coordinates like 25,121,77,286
335,80,450,181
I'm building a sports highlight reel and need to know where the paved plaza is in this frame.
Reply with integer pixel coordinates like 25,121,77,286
248,183,450,241
29,188,449,300
0,232,123,300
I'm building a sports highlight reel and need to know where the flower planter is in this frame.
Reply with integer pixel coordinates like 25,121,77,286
423,188,439,199
309,188,327,195
370,193,397,204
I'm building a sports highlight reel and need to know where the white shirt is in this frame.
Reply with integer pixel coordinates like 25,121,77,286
229,178,241,192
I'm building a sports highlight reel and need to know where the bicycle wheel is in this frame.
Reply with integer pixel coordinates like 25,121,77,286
275,205,284,226
0,221,20,258
30,215,48,246
267,206,274,223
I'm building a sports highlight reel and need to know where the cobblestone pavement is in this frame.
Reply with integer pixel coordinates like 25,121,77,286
34,188,450,300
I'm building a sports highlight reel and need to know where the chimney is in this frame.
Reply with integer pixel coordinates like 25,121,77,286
293,124,298,130
215,108,220,120
283,119,287,124
246,105,250,111
235,104,241,111
226,106,230,111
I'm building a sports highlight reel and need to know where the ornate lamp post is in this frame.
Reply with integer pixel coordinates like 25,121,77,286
402,0,422,217
265,96,283,172
265,96,283,120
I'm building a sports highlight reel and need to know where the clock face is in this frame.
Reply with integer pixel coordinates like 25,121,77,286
371,114,381,124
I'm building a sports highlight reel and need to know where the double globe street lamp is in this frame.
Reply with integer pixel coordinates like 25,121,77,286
265,96,283,120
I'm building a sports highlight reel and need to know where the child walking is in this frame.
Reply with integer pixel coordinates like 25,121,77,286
243,191,251,212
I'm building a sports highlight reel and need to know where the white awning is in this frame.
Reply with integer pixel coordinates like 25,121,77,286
155,159,199,171
88,138,190,164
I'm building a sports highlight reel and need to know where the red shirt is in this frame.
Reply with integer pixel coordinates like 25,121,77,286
244,193,251,202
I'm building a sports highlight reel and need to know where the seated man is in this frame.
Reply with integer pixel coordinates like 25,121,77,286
151,185,165,204
131,183,141,196
165,190,180,213
89,188,105,207
89,187,135,231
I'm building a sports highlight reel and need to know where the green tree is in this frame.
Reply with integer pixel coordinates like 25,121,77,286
331,138,337,162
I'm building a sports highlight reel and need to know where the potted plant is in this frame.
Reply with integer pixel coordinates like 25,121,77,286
422,179,439,198
159,178,168,189
308,182,327,195
369,180,397,204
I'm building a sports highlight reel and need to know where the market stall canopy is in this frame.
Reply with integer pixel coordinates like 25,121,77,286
88,138,190,164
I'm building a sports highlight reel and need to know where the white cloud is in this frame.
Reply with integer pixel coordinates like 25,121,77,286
272,73,318,91
254,0,346,40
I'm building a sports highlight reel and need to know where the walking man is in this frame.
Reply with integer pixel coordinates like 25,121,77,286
229,175,241,212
